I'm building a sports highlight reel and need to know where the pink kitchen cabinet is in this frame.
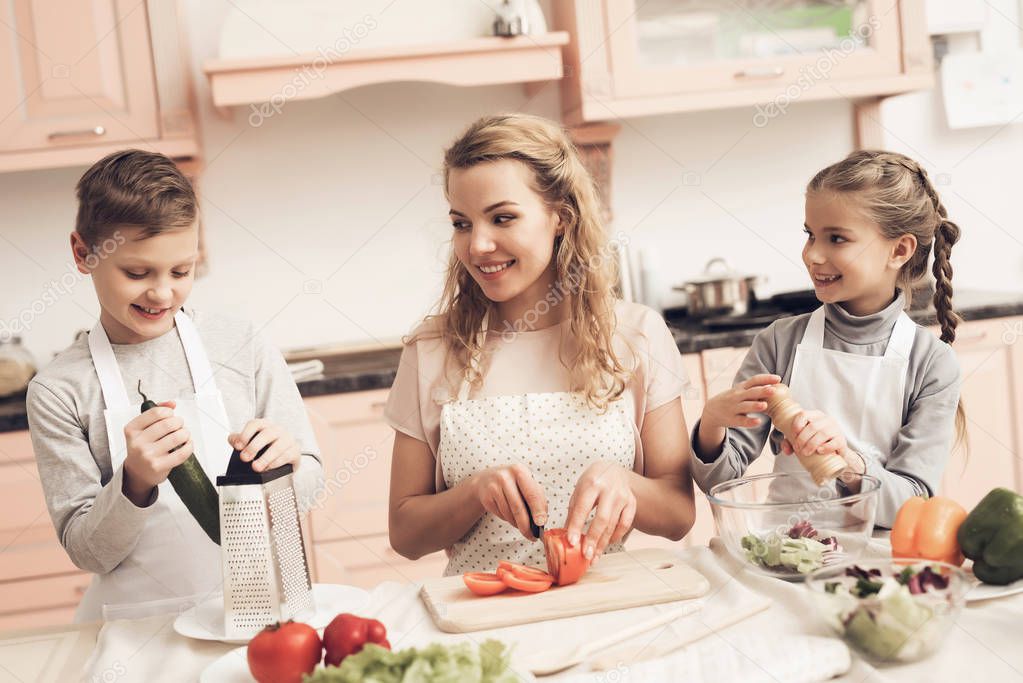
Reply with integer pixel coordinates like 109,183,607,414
552,0,932,125
0,0,199,173
939,317,1023,510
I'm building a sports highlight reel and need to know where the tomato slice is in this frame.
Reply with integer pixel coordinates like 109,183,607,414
544,528,591,586
497,561,554,582
463,572,508,596
499,571,553,593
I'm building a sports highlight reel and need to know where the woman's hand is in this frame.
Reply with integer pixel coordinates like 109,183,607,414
469,463,548,540
229,419,302,472
565,461,636,563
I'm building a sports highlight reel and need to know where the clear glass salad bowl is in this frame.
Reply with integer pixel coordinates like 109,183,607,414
708,472,881,581
805,558,970,662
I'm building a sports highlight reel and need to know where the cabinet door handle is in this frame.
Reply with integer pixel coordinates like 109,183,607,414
734,66,785,79
370,401,387,411
48,126,106,141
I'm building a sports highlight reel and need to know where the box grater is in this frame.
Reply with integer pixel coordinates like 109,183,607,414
217,447,315,640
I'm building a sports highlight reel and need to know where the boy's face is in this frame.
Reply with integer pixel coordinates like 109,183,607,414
74,224,199,344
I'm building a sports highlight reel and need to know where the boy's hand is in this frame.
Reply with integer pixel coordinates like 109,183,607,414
696,374,780,455
229,419,301,472
122,400,192,505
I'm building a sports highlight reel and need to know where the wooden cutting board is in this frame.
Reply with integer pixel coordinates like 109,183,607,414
419,548,710,633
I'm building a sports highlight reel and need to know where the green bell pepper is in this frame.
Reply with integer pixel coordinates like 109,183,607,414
957,488,1023,585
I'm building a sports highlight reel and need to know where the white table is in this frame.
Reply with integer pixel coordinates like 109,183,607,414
2,538,1021,683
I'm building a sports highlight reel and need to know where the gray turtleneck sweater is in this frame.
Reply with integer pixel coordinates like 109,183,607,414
690,292,962,528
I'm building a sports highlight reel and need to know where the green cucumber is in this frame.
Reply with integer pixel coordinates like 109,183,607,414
139,381,221,545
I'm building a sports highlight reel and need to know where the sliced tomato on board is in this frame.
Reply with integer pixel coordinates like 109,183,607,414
499,571,553,593
497,561,554,582
544,528,591,586
462,572,508,596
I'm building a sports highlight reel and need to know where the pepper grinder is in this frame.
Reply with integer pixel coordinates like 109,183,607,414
764,383,848,485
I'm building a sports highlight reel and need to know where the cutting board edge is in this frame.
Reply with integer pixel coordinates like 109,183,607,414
424,576,712,633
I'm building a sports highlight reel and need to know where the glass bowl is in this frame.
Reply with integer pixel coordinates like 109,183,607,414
707,472,881,580
805,558,970,662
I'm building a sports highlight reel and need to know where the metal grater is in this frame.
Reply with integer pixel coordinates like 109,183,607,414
217,447,315,640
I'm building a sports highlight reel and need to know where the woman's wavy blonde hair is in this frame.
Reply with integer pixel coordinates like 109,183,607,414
418,113,628,409
807,150,967,451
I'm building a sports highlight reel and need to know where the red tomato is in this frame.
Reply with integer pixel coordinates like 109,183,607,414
544,528,591,586
323,613,390,667
500,571,553,593
247,621,322,683
497,561,554,582
463,572,508,596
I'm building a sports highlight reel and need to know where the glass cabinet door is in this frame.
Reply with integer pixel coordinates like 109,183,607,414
604,0,903,98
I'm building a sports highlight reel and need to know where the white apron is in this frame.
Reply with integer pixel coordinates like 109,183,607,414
770,305,916,501
81,311,233,621
437,324,636,576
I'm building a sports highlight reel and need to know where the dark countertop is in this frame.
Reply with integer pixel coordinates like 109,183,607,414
4,289,1023,433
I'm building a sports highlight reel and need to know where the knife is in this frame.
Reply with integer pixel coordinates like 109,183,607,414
522,494,544,541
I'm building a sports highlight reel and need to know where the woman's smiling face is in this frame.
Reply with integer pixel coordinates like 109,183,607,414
448,159,562,315
803,192,913,316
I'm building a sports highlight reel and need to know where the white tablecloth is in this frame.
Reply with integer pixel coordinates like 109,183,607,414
79,538,1023,683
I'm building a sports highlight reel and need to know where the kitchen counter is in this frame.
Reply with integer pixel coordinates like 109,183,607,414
2,289,1022,433
4,537,1022,682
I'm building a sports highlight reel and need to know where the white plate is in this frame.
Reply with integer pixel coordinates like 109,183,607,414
175,584,369,644
200,646,250,683
965,573,1023,603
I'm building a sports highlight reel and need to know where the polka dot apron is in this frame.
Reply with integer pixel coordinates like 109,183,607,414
436,326,636,576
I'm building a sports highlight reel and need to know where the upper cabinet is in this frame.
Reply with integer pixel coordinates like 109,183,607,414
0,0,200,173
553,0,933,124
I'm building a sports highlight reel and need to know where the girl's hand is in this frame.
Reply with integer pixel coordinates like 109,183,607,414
229,419,302,472
697,374,780,455
781,410,847,458
469,464,548,540
565,461,636,563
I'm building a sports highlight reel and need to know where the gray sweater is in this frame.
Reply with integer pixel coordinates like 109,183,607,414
690,292,962,527
26,309,325,575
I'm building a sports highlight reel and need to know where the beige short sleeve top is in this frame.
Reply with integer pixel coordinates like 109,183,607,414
384,301,688,490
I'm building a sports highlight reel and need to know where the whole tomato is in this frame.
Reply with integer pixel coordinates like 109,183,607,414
322,613,390,667
247,621,322,683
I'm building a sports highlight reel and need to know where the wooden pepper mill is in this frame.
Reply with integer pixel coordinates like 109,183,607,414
764,383,848,485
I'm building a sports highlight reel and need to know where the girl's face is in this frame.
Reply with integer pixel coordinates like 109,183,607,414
803,192,914,316
448,160,562,319
74,224,199,344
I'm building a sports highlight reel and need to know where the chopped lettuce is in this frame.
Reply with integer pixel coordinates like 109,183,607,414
820,564,953,661
302,640,519,683
741,522,839,574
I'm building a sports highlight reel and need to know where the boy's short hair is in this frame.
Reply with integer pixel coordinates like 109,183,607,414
75,149,197,246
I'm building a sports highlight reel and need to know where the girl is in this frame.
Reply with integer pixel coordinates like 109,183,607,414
386,114,696,574
691,151,964,528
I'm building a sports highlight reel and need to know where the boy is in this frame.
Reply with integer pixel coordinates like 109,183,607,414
26,150,324,621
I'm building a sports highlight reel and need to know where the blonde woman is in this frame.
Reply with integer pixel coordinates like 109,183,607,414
692,151,965,528
386,114,696,575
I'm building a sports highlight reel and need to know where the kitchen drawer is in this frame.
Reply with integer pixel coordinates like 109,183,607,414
0,606,77,634
0,524,78,581
305,390,391,428
0,459,49,534
313,535,447,589
0,572,91,614
0,430,34,463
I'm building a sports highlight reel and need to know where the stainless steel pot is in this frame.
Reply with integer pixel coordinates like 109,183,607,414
675,258,762,318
